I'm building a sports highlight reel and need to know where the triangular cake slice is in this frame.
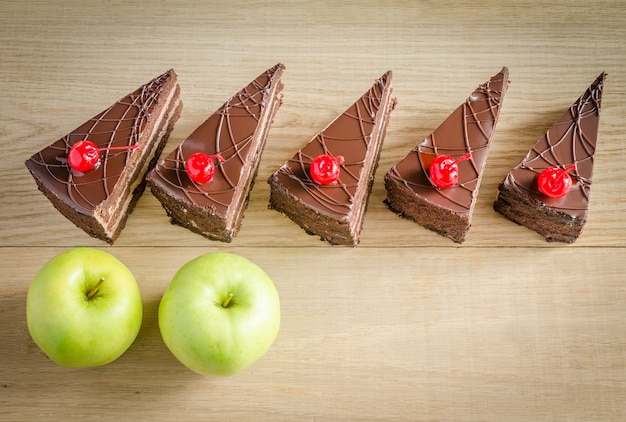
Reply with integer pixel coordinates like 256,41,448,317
384,68,509,243
494,73,605,243
147,64,285,242
25,69,182,243
268,71,396,246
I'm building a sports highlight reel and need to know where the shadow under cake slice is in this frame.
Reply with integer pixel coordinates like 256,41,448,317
268,71,396,246
384,67,509,243
25,69,182,243
147,64,285,242
494,72,605,243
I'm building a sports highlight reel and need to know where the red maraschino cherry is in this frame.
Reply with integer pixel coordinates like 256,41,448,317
310,154,344,185
428,152,472,189
185,152,225,184
68,140,140,173
537,164,576,198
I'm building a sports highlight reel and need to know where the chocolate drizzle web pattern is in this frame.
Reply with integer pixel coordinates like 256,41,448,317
26,70,171,212
150,65,281,216
505,73,604,218
274,72,389,217
387,68,508,214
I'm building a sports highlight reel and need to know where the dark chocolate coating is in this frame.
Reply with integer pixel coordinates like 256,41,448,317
25,70,175,213
147,64,285,242
500,73,605,220
271,71,392,218
268,71,395,245
386,67,509,217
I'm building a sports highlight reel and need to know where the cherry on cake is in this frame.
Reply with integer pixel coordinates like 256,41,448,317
384,68,509,243
25,69,182,243
147,64,285,242
268,71,396,246
494,72,605,243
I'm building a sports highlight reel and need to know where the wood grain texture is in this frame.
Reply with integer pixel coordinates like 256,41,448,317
1,1,625,420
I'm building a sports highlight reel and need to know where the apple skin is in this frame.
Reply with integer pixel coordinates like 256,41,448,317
158,252,280,376
26,248,143,368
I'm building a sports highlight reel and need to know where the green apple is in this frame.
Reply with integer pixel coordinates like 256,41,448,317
26,248,143,368
158,252,280,376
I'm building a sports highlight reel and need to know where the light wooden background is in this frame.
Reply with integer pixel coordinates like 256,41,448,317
1,1,625,420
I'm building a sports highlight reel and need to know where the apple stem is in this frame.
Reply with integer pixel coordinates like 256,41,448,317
222,293,234,308
86,278,105,300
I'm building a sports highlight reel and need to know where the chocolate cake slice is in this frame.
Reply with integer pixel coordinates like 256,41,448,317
268,71,396,246
25,69,182,243
147,64,285,242
384,67,509,243
494,72,605,243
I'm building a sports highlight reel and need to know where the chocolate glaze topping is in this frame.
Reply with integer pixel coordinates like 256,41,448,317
149,64,284,217
386,67,508,216
500,72,605,219
271,71,393,219
25,69,175,213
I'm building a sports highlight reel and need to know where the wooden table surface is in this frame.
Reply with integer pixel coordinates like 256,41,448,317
1,1,625,420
